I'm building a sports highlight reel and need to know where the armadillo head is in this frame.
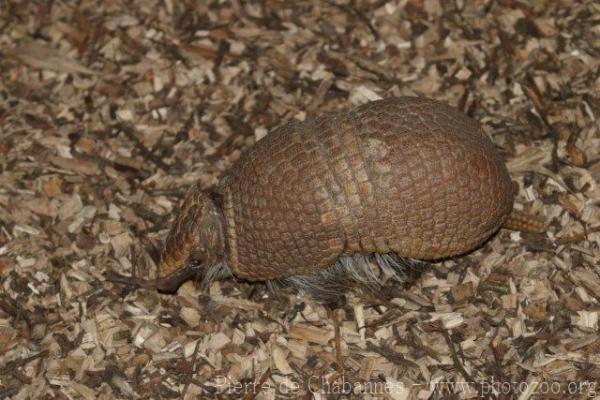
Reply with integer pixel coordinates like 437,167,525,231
156,186,225,293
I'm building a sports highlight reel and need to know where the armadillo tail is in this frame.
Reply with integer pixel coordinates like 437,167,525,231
502,208,546,233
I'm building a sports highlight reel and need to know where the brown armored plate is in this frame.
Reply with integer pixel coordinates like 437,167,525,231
221,97,514,280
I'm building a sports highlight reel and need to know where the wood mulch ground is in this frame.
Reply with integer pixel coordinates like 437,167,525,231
1,1,599,399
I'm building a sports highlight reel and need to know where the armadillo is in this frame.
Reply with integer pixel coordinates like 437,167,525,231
156,97,543,296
